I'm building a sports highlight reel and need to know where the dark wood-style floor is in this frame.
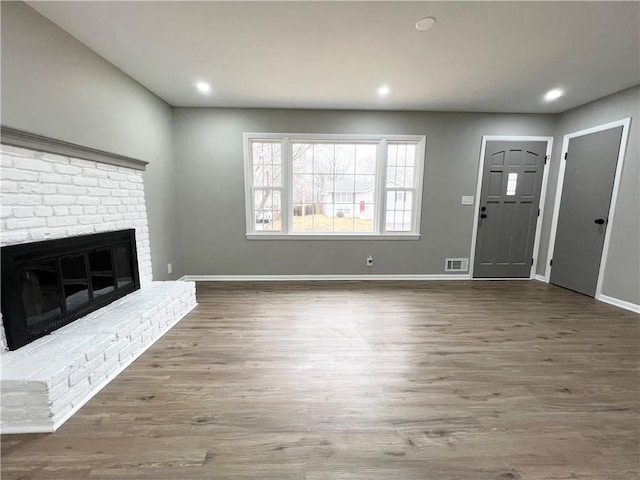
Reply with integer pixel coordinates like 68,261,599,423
2,281,639,479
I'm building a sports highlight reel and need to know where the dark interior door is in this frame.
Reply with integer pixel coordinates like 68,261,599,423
550,126,623,296
474,141,547,278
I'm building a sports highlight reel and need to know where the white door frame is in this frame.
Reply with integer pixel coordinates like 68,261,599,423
469,135,554,280
544,118,631,300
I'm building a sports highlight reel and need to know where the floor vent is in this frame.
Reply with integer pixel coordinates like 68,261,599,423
445,258,469,272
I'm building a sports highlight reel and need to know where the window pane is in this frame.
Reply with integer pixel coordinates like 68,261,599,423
254,189,282,231
389,142,417,168
404,145,416,167
355,144,377,174
385,190,413,232
387,165,414,188
387,144,398,166
293,175,314,205
292,143,313,173
293,204,320,231
335,144,356,174
291,142,377,233
252,141,282,187
506,173,518,196
386,165,397,187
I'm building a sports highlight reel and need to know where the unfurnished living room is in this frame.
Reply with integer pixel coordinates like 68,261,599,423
0,0,639,478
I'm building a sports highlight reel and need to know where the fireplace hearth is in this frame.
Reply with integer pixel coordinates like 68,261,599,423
1,230,140,350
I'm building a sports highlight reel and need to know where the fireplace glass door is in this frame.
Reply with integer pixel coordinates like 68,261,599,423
2,229,140,350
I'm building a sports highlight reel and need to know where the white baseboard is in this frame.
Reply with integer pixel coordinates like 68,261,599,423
471,277,532,281
596,294,640,314
534,274,548,283
181,274,471,282
0,423,56,434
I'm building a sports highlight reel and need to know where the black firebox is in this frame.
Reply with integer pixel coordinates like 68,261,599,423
1,230,140,350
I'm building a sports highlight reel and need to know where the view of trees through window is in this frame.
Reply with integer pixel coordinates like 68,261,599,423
252,141,282,231
248,136,423,235
291,142,377,232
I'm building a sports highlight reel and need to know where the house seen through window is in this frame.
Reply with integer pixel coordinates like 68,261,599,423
245,134,425,236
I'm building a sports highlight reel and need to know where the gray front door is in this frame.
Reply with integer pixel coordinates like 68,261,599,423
550,126,623,296
474,141,547,278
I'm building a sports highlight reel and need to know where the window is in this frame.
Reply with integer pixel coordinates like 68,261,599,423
244,133,425,237
506,172,518,196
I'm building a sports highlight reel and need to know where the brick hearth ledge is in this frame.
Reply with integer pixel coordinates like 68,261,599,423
0,281,196,434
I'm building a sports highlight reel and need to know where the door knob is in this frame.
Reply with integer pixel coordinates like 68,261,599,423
594,218,605,225
480,213,487,219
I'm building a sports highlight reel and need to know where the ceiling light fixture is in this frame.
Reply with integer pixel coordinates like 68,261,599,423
544,88,563,102
415,16,436,31
196,81,211,94
377,85,390,97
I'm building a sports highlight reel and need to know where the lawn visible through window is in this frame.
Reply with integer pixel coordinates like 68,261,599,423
291,142,376,233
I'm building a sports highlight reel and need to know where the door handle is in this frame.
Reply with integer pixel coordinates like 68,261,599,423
480,213,487,219
594,218,605,225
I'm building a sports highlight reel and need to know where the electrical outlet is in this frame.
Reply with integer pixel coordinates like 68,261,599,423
366,255,374,267
167,263,173,274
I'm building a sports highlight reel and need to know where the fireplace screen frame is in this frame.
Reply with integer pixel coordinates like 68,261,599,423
1,229,140,351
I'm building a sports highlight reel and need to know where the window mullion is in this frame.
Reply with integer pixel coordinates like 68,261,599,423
282,137,291,234
375,139,388,234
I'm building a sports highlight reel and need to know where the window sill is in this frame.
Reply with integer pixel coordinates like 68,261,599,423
245,233,421,241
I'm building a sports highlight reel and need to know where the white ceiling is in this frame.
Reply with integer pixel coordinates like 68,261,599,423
28,1,640,113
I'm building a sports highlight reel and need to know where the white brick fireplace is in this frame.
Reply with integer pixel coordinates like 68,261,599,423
0,139,196,433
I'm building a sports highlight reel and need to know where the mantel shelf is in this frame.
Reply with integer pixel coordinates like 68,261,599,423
0,126,148,171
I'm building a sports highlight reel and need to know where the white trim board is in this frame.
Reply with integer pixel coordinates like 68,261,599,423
597,294,640,315
544,118,632,297
181,274,471,282
469,135,554,280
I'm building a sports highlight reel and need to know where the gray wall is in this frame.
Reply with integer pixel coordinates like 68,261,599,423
3,1,636,304
537,86,640,305
173,108,554,276
0,1,183,280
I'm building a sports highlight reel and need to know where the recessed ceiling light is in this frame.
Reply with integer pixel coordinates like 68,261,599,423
196,81,211,94
377,85,390,97
544,88,563,102
416,16,436,31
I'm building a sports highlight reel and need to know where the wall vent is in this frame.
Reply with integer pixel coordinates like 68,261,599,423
445,258,469,272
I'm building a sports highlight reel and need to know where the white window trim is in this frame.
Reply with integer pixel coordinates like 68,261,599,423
243,132,426,239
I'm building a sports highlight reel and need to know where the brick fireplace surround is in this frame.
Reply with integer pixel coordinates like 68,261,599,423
0,141,196,433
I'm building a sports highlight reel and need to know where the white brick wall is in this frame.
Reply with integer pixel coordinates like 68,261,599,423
0,143,196,434
0,281,197,433
0,143,155,351
0,144,153,286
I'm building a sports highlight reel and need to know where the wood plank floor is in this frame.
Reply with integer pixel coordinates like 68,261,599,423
2,281,639,479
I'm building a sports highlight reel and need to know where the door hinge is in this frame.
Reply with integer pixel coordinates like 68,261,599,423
531,258,534,266
545,155,549,164
537,208,540,217
550,259,553,266
564,152,568,160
